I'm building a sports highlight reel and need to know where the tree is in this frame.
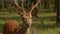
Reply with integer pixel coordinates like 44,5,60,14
57,0,60,25
47,0,50,9
54,0,57,11
44,0,47,9
0,0,2,9
44,0,50,9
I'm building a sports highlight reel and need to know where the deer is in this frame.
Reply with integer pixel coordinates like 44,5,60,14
3,0,40,34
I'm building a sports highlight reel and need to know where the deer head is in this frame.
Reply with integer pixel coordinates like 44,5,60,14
13,0,40,28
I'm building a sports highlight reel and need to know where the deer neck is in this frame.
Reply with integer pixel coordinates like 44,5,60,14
19,24,30,34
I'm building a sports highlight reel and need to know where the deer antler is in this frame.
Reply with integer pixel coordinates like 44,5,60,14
13,0,25,15
29,0,40,13
13,0,40,15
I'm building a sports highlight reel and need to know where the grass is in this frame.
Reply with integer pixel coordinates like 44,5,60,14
0,10,57,34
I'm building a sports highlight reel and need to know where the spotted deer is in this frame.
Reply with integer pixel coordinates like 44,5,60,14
3,0,40,34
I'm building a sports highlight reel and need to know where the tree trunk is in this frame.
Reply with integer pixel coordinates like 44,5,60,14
4,0,6,8
2,0,4,8
44,0,47,9
47,0,50,9
0,0,2,9
57,0,60,25
54,0,57,11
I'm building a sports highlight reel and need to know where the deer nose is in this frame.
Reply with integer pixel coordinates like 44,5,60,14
26,23,29,28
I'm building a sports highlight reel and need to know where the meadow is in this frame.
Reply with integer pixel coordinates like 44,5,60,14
0,8,57,34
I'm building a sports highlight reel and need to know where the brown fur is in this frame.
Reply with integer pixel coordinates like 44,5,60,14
3,20,21,34
32,7,39,18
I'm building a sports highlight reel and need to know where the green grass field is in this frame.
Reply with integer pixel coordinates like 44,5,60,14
0,10,57,34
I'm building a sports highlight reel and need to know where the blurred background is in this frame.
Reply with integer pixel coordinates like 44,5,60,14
0,0,60,34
